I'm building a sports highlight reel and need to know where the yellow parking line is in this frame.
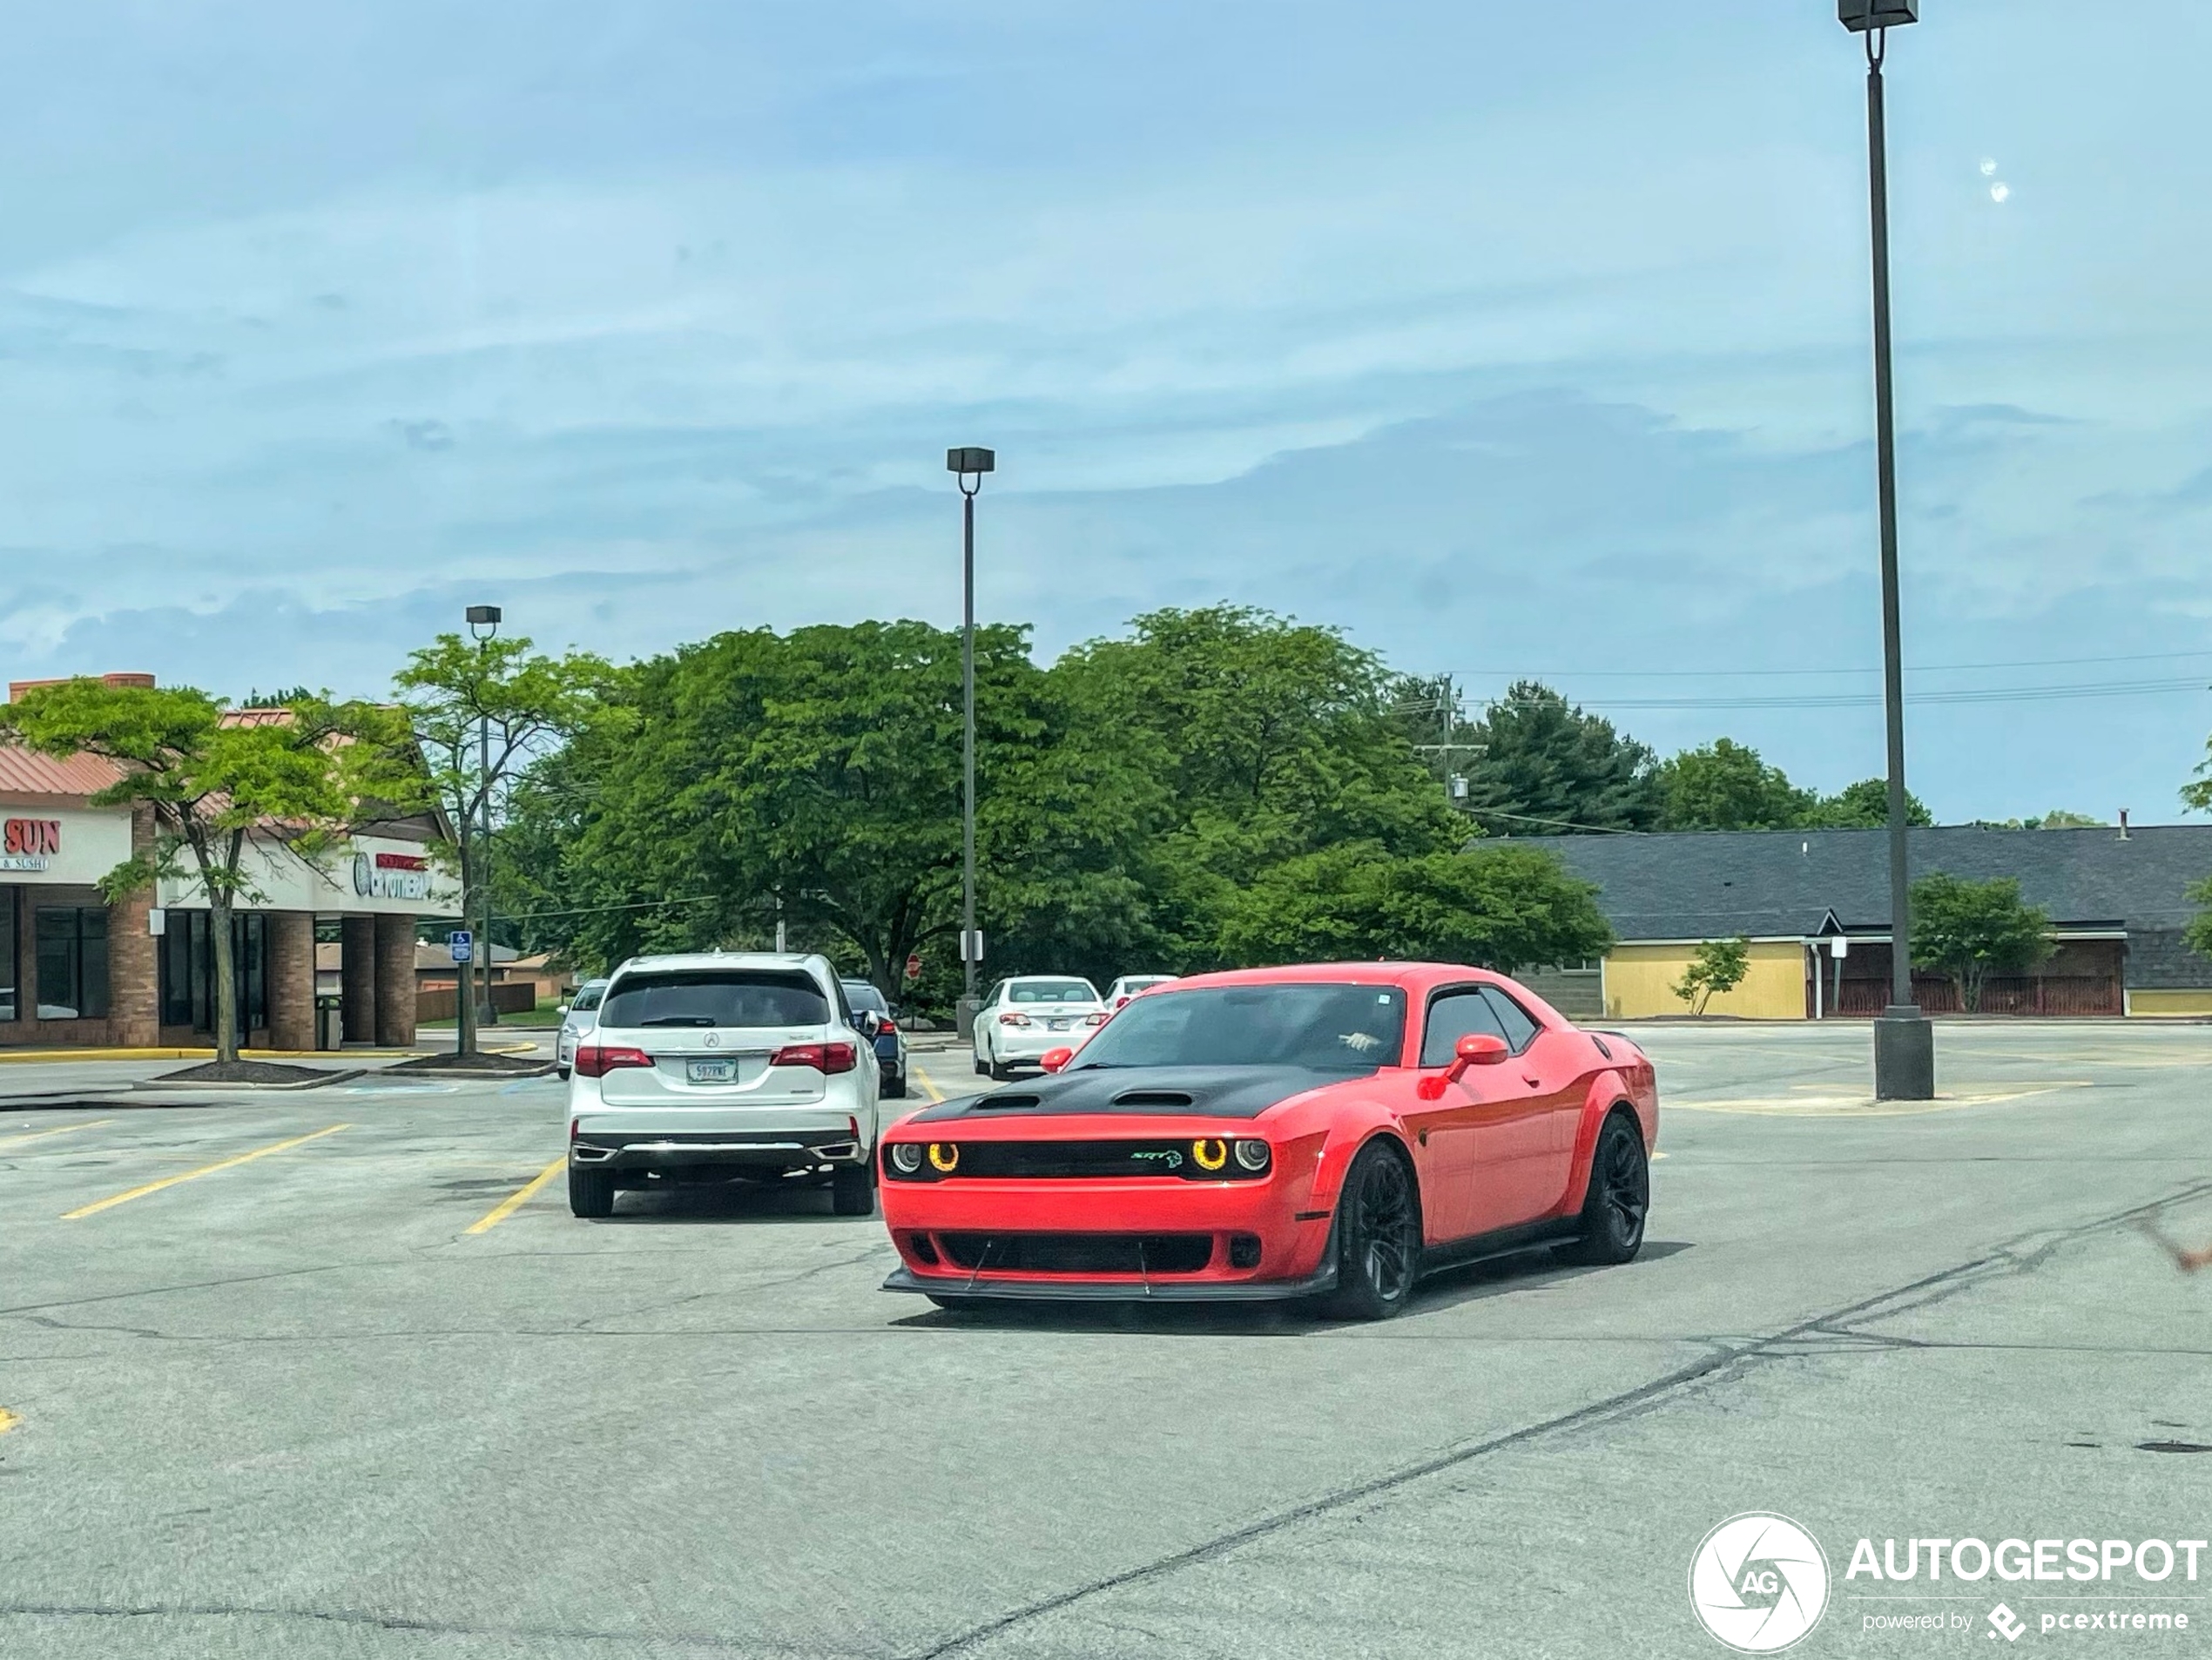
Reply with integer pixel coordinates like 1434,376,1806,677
0,1407,19,1434
466,1157,566,1235
0,1118,112,1151
911,1061,946,1104
61,1124,350,1219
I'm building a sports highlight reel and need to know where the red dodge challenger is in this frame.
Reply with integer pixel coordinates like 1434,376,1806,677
879,962,1657,1319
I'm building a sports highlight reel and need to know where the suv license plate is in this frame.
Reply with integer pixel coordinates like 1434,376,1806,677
686,1059,738,1083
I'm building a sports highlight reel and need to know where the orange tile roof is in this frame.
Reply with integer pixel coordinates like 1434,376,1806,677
0,745,128,800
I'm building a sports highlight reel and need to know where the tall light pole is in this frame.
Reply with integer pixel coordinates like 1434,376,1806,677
947,448,994,1036
466,604,502,1035
1841,0,1932,1099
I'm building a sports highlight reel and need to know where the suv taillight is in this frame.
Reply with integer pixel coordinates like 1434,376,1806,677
574,1044,654,1078
770,1042,856,1074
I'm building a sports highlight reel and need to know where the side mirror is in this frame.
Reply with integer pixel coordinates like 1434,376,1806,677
1040,1046,1075,1074
1456,1032,1511,1068
1416,1032,1513,1100
557,1003,570,1016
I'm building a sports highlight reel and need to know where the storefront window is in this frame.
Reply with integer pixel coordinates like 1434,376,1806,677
36,907,109,1022
0,889,17,1022
158,912,268,1038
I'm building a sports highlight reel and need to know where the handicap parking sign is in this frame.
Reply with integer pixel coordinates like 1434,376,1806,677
448,929,474,963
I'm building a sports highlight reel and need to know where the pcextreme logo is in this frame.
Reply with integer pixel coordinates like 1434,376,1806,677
1689,1513,1831,1653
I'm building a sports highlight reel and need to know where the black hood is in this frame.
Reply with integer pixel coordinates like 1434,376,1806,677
908,1065,1343,1124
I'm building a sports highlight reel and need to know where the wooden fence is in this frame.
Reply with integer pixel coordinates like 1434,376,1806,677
415,982,536,1023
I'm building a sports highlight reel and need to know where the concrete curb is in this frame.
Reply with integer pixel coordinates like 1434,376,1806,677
375,1062,560,1082
132,1069,368,1093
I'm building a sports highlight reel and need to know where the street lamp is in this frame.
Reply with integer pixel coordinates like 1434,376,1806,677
1840,0,1933,1099
466,604,502,1032
947,448,993,1036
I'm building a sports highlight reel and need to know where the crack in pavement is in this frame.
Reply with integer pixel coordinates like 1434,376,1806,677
896,1174,2212,1660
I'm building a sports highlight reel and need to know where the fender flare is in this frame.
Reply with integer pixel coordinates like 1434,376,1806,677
1306,1105,1415,1219
1562,1070,1639,1214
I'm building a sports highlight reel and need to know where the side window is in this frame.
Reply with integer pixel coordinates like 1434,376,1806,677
830,977,854,1028
1479,986,1541,1054
1420,989,1509,1067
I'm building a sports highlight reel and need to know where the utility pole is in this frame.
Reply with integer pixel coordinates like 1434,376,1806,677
464,604,502,1048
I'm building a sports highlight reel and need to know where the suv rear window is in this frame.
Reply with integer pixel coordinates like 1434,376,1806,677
600,969,829,1029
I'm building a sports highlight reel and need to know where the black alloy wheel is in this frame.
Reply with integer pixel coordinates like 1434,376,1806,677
1321,1141,1421,1320
1565,1111,1648,1265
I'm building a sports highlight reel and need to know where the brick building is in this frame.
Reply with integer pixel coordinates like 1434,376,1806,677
1,681,459,1051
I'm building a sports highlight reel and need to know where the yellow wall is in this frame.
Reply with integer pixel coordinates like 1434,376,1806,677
1604,941,1807,1021
2128,989,2212,1017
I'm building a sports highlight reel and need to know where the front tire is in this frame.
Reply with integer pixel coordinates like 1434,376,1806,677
1320,1140,1422,1320
882,1072,907,1099
556,1065,570,1081
1563,1110,1648,1265
832,1164,875,1217
568,1164,615,1219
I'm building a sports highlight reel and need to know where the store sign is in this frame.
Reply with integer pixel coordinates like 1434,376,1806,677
352,849,432,901
0,818,60,872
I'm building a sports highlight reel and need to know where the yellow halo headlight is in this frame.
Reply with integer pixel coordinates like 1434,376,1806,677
1191,1137,1228,1172
927,1142,960,1173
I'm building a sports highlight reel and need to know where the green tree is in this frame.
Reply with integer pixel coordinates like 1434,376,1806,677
2182,877,2212,963
1218,843,1613,973
1909,871,2052,1012
0,680,419,1063
395,633,608,1055
1055,606,1460,969
1808,777,1932,828
1458,681,1662,834
1672,936,1750,1015
1656,739,1815,831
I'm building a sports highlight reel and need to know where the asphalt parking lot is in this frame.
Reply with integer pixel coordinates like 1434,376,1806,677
3,1022,2210,1658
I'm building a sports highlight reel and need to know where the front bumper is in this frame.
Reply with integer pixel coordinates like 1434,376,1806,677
883,1256,1337,1303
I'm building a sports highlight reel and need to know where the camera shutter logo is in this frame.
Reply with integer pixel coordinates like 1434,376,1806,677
1689,1514,1829,1653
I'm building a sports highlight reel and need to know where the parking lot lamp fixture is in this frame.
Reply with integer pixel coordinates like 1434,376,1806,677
947,449,994,1026
1840,1,1932,1099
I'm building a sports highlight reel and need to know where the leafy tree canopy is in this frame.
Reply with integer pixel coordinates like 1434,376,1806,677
1217,843,1613,975
1672,936,1750,1015
1657,739,1815,832
1807,777,1933,828
1909,871,2052,1013
1459,681,1662,834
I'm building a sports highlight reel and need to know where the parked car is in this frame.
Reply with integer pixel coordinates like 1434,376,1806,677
554,978,609,1080
1104,973,1177,1009
565,953,885,1219
971,975,1108,1081
841,978,908,1098
884,963,1657,1319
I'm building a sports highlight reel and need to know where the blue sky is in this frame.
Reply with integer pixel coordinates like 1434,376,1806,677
3,0,2210,822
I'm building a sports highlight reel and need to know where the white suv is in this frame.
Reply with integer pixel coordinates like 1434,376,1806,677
971,975,1107,1081
565,953,883,1219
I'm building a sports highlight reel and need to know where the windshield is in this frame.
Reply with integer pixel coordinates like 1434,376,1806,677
599,969,829,1029
1071,983,1406,1071
841,981,890,1014
1008,979,1099,1003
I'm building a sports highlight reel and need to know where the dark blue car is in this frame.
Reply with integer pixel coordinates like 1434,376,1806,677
841,979,908,1099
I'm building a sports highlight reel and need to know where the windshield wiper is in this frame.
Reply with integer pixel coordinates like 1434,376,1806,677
637,1016,717,1027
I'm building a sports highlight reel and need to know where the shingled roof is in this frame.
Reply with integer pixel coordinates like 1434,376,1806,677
1520,825,2212,941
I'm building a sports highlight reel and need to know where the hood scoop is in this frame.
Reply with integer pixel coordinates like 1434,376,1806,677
974,1093,1043,1110
1109,1089,1197,1109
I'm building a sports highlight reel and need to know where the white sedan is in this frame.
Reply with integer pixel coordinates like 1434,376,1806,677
1104,973,1177,1009
972,975,1109,1081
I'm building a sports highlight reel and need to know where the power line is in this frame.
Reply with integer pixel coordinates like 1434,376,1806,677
1432,648,2212,681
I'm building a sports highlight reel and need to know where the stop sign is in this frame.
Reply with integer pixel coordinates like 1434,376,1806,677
905,954,922,982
